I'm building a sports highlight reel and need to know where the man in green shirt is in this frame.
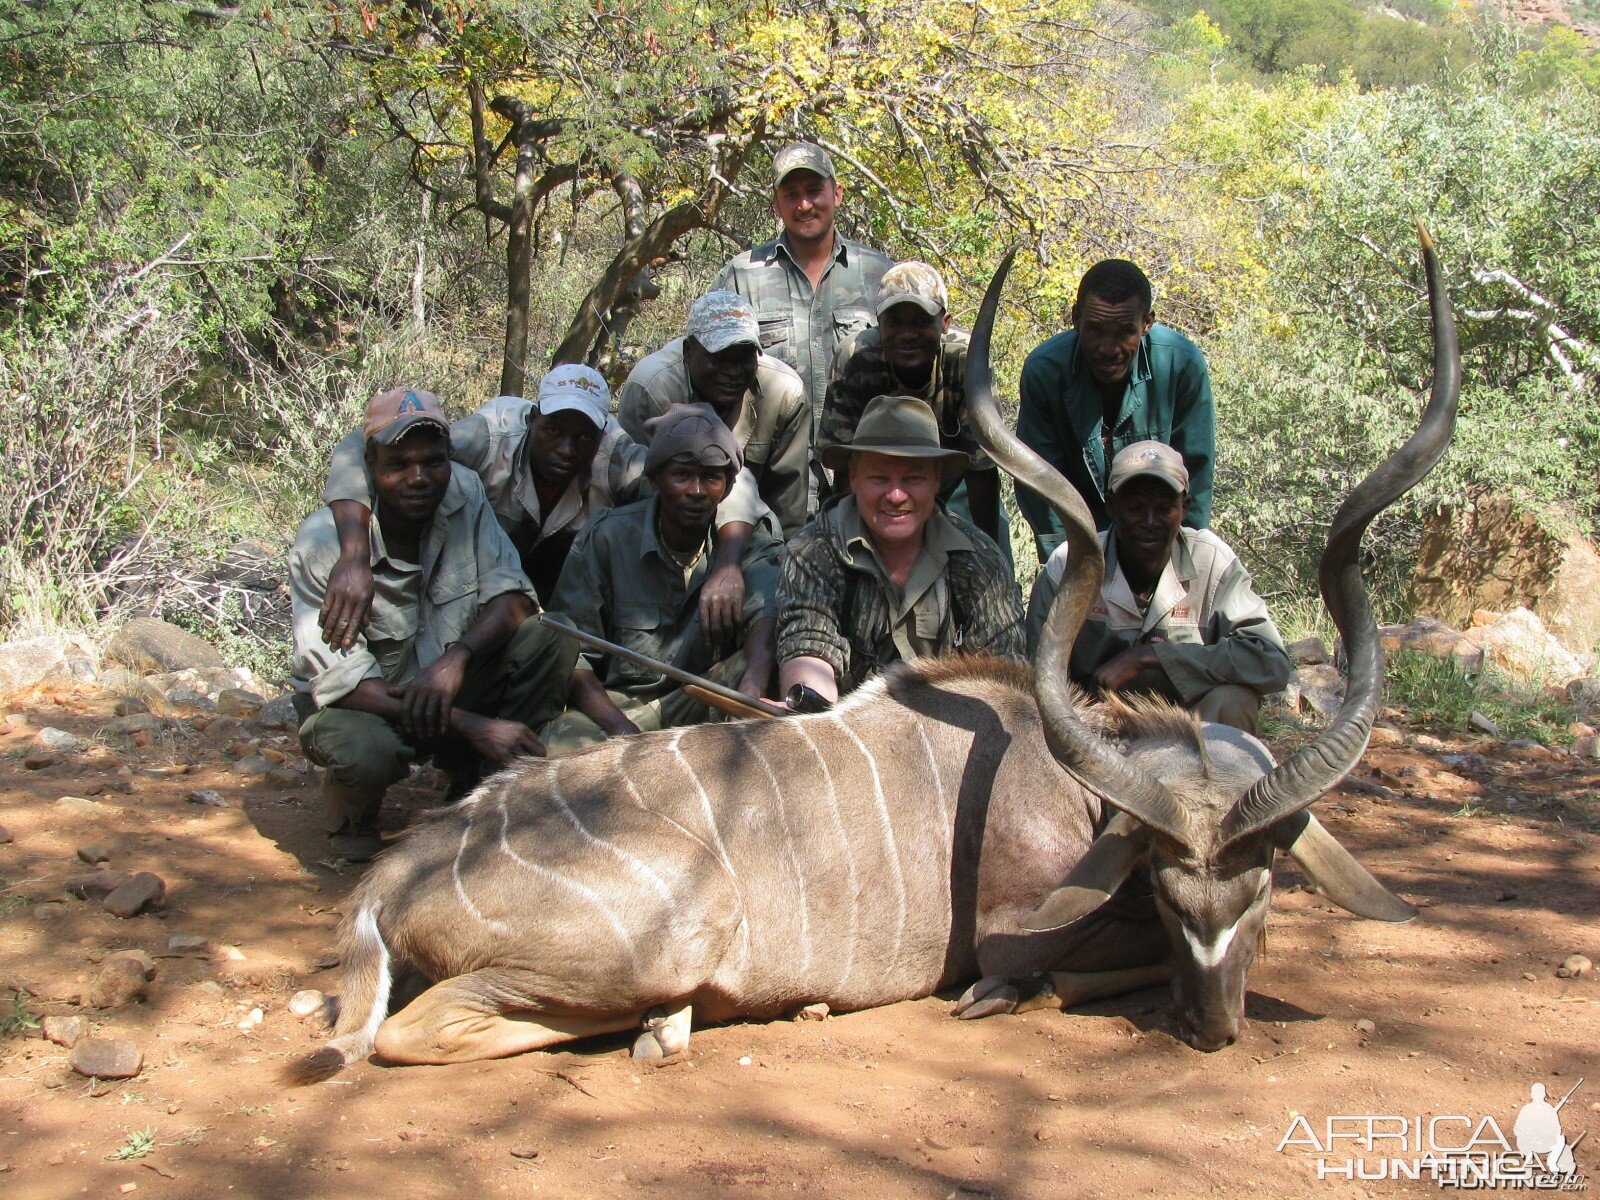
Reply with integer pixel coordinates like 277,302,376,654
777,395,1021,703
1016,258,1215,560
1025,441,1288,733
541,404,782,755
714,141,893,453
288,387,578,861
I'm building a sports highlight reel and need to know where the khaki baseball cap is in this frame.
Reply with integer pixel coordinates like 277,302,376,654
818,395,967,482
685,290,760,354
535,364,610,430
876,261,948,317
362,387,450,445
1108,440,1189,494
771,141,835,187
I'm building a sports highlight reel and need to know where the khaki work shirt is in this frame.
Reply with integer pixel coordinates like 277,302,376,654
290,465,536,709
549,497,783,702
1026,527,1290,703
777,497,1023,695
714,232,893,424
616,338,811,536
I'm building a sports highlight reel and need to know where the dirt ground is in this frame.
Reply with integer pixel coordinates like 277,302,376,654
0,683,1596,1200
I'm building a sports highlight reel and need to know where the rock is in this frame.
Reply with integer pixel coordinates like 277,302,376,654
1368,725,1405,748
1411,489,1600,660
288,989,326,1020
113,696,149,717
1291,665,1345,719
1462,607,1590,685
1570,722,1598,739
216,688,264,718
1354,1018,1376,1034
1557,954,1593,979
1414,734,1447,752
185,789,230,809
105,617,226,674
24,753,54,771
256,693,299,732
64,871,127,901
231,755,276,778
0,634,98,694
1572,735,1600,759
104,713,164,736
87,959,150,1008
40,1014,88,1048
32,902,66,921
70,1037,143,1079
237,1007,263,1031
107,949,157,980
76,844,110,866
37,727,82,752
165,932,207,954
1287,637,1330,666
1378,616,1485,671
159,686,216,716
1467,711,1501,738
0,823,11,844
57,795,112,817
265,768,301,790
103,872,165,918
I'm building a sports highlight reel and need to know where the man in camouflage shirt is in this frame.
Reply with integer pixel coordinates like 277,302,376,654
820,261,1002,544
714,142,892,461
777,395,1021,702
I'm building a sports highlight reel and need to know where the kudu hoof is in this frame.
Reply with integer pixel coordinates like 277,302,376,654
631,1007,690,1059
954,976,1019,1020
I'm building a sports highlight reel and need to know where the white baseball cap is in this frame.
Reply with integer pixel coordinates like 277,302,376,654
534,364,611,429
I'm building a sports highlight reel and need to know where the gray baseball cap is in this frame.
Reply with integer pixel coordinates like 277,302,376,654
771,141,836,187
685,290,760,354
1109,440,1189,494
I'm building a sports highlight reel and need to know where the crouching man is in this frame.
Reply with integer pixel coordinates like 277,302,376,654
1025,441,1289,733
288,387,578,861
540,404,782,754
778,395,1022,705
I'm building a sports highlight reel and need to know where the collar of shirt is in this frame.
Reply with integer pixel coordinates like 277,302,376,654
772,230,852,275
1103,527,1199,633
367,469,472,577
513,415,587,533
1065,331,1156,430
636,496,716,586
836,495,973,619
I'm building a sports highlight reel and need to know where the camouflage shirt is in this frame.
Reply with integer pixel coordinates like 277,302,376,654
616,338,812,537
714,232,893,425
819,324,992,470
776,496,1023,695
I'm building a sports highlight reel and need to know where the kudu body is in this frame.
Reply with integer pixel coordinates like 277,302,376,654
287,234,1458,1082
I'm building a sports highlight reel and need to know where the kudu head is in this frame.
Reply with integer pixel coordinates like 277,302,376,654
965,230,1460,1050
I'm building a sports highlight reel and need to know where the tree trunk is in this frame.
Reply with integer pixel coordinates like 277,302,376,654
411,188,429,333
501,129,537,397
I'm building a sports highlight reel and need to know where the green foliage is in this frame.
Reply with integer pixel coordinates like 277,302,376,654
110,1128,157,1161
1384,650,1580,745
1,991,39,1036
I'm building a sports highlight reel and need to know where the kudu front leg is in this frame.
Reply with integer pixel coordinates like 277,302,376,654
955,963,1175,1020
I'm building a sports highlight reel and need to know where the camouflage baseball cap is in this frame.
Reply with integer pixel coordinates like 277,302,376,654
643,403,743,476
771,141,835,187
362,386,450,445
534,364,610,430
1108,440,1189,494
685,290,760,354
876,261,948,317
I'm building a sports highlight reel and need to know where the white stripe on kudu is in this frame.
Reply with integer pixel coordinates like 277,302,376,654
669,731,750,967
832,715,908,984
453,816,510,935
549,760,676,904
736,725,813,975
793,719,859,994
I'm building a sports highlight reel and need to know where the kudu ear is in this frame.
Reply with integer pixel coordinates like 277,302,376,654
1272,811,1417,923
1021,813,1147,932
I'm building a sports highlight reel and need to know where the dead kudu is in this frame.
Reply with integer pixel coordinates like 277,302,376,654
286,232,1458,1082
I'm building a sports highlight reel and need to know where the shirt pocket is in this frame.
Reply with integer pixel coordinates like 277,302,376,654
609,606,666,688
756,313,791,355
831,308,874,353
426,568,481,645
742,438,772,471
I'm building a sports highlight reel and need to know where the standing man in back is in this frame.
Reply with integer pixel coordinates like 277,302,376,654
715,141,892,502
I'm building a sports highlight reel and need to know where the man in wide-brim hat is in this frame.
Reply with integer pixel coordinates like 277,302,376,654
776,394,1022,704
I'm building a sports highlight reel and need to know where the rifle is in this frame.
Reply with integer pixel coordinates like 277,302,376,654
537,613,785,720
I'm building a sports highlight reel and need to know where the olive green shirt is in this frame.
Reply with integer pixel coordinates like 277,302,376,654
777,497,1023,695
1025,527,1290,703
820,325,992,470
549,497,783,701
616,338,811,536
714,232,893,425
290,465,536,709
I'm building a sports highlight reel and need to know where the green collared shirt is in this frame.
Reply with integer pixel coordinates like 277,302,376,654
819,324,992,470
1025,527,1290,704
1016,324,1215,558
290,465,536,709
616,337,812,537
777,496,1023,695
714,231,894,425
548,497,783,701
